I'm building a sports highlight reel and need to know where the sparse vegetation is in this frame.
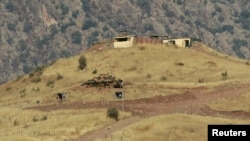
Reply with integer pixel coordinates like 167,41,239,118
13,120,19,126
82,20,98,30
60,2,69,15
136,0,151,16
107,107,119,121
146,74,152,79
161,76,167,81
143,23,154,32
162,3,175,18
221,71,228,80
78,55,87,70
33,116,39,122
32,87,40,92
31,77,41,83
6,87,11,91
57,73,63,80
16,75,24,81
40,115,48,121
1,2,250,141
92,69,97,74
5,2,15,12
23,21,33,33
175,62,184,66
7,23,16,31
198,78,205,83
72,10,79,19
46,80,54,87
71,31,82,44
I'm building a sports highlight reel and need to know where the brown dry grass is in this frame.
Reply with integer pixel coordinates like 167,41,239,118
0,107,130,141
1,43,250,107
95,114,250,141
1,43,250,140
208,92,250,112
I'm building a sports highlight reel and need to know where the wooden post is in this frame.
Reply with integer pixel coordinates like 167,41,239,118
191,104,193,115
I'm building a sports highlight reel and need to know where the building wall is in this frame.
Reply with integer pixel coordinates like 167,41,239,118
114,37,135,48
163,38,191,48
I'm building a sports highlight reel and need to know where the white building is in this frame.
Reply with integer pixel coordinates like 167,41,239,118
113,35,135,48
163,38,191,48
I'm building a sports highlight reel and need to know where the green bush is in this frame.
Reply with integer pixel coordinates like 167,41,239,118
72,10,79,19
13,120,19,126
143,23,154,32
60,2,69,15
78,55,87,70
57,73,63,80
46,80,54,86
161,76,167,81
50,25,59,36
7,23,16,31
198,78,205,83
221,71,228,80
82,20,98,30
5,2,15,12
92,69,97,74
107,107,119,121
218,15,225,22
136,0,151,16
40,115,48,121
23,21,33,33
71,31,82,44
146,74,151,79
33,117,39,122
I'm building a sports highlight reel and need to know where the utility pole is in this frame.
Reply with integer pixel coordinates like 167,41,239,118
122,89,125,111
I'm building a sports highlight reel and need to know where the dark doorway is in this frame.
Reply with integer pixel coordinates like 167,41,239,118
185,40,190,48
114,92,123,99
57,93,67,103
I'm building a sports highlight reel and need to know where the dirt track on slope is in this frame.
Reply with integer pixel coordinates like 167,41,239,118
27,81,250,141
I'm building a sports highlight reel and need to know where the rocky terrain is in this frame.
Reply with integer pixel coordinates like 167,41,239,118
0,0,249,83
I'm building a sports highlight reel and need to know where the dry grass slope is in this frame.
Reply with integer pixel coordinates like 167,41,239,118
1,43,250,106
0,108,130,141
1,43,250,141
95,114,250,141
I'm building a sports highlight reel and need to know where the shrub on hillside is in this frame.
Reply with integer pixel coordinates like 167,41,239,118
146,74,152,79
31,77,41,83
71,31,82,44
221,71,228,80
5,2,15,12
198,78,205,83
92,69,97,74
161,76,167,81
46,80,54,87
78,55,87,70
40,115,48,121
107,107,119,121
57,73,63,80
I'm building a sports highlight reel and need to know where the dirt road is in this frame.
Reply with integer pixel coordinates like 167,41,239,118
28,81,250,141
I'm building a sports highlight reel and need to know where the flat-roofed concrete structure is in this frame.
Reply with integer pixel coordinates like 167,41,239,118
114,35,135,48
163,38,191,48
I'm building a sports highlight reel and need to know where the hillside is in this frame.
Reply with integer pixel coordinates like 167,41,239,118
1,42,250,106
1,43,250,141
0,0,250,83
